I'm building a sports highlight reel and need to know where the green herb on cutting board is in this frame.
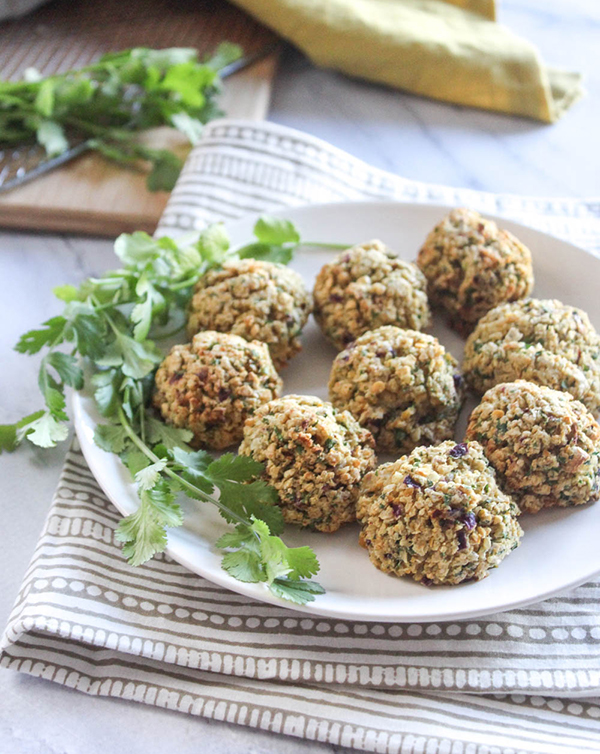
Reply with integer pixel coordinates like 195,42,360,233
1,216,334,605
0,44,242,191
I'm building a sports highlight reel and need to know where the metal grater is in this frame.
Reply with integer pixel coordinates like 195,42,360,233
0,44,279,195
0,141,90,193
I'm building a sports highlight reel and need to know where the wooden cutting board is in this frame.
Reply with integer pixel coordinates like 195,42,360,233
0,0,278,236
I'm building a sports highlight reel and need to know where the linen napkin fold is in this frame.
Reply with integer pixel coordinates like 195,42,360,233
3,119,600,754
227,0,584,123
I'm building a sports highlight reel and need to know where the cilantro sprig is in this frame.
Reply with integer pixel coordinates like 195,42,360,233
3,215,335,605
0,44,242,191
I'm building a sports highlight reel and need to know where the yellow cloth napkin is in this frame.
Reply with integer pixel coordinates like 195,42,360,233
231,0,583,122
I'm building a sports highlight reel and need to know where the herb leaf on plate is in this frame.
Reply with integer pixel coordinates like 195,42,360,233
5,215,328,605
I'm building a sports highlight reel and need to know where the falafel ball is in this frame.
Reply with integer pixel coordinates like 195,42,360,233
153,331,282,450
329,326,463,454
313,240,430,350
463,298,600,414
187,258,312,370
466,381,600,514
417,208,534,333
239,394,376,532
357,441,522,585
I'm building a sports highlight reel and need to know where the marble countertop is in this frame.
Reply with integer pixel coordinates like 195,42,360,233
1,1,599,752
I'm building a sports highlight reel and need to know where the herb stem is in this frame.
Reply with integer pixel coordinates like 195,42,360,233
302,241,351,250
168,275,203,292
116,406,252,531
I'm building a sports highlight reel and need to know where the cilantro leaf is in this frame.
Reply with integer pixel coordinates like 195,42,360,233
217,517,324,604
94,423,131,454
201,453,283,533
91,369,121,417
170,445,212,473
0,410,45,453
44,386,68,420
122,448,151,476
196,222,230,265
269,578,326,604
146,416,194,450
131,278,165,341
116,479,182,566
135,459,167,491
62,302,106,359
53,284,80,302
284,546,320,579
15,316,66,354
0,423,19,454
221,548,264,583
47,352,84,390
25,411,69,448
97,331,161,379
253,216,300,246
114,231,159,267
206,452,264,482
237,242,294,265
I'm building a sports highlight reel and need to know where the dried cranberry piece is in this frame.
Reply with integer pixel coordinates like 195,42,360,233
404,475,421,489
218,388,230,402
457,530,468,550
391,504,404,518
453,373,463,390
449,443,468,458
421,576,433,586
461,512,477,531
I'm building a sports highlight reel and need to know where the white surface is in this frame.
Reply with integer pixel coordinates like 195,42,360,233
2,0,600,750
74,201,600,623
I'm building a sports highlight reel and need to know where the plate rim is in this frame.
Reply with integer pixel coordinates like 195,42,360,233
73,199,600,622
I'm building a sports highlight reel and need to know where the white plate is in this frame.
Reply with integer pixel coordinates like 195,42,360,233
73,201,600,622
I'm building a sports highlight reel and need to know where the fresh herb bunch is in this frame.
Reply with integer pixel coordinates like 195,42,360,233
1,216,327,604
0,44,242,191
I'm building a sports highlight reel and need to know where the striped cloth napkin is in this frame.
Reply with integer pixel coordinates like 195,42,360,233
3,119,600,754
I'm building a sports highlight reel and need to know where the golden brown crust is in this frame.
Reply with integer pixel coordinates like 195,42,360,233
313,240,430,350
357,441,522,585
153,331,281,450
463,298,600,414
466,381,600,513
417,208,533,333
187,258,312,370
328,326,463,454
239,395,376,532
